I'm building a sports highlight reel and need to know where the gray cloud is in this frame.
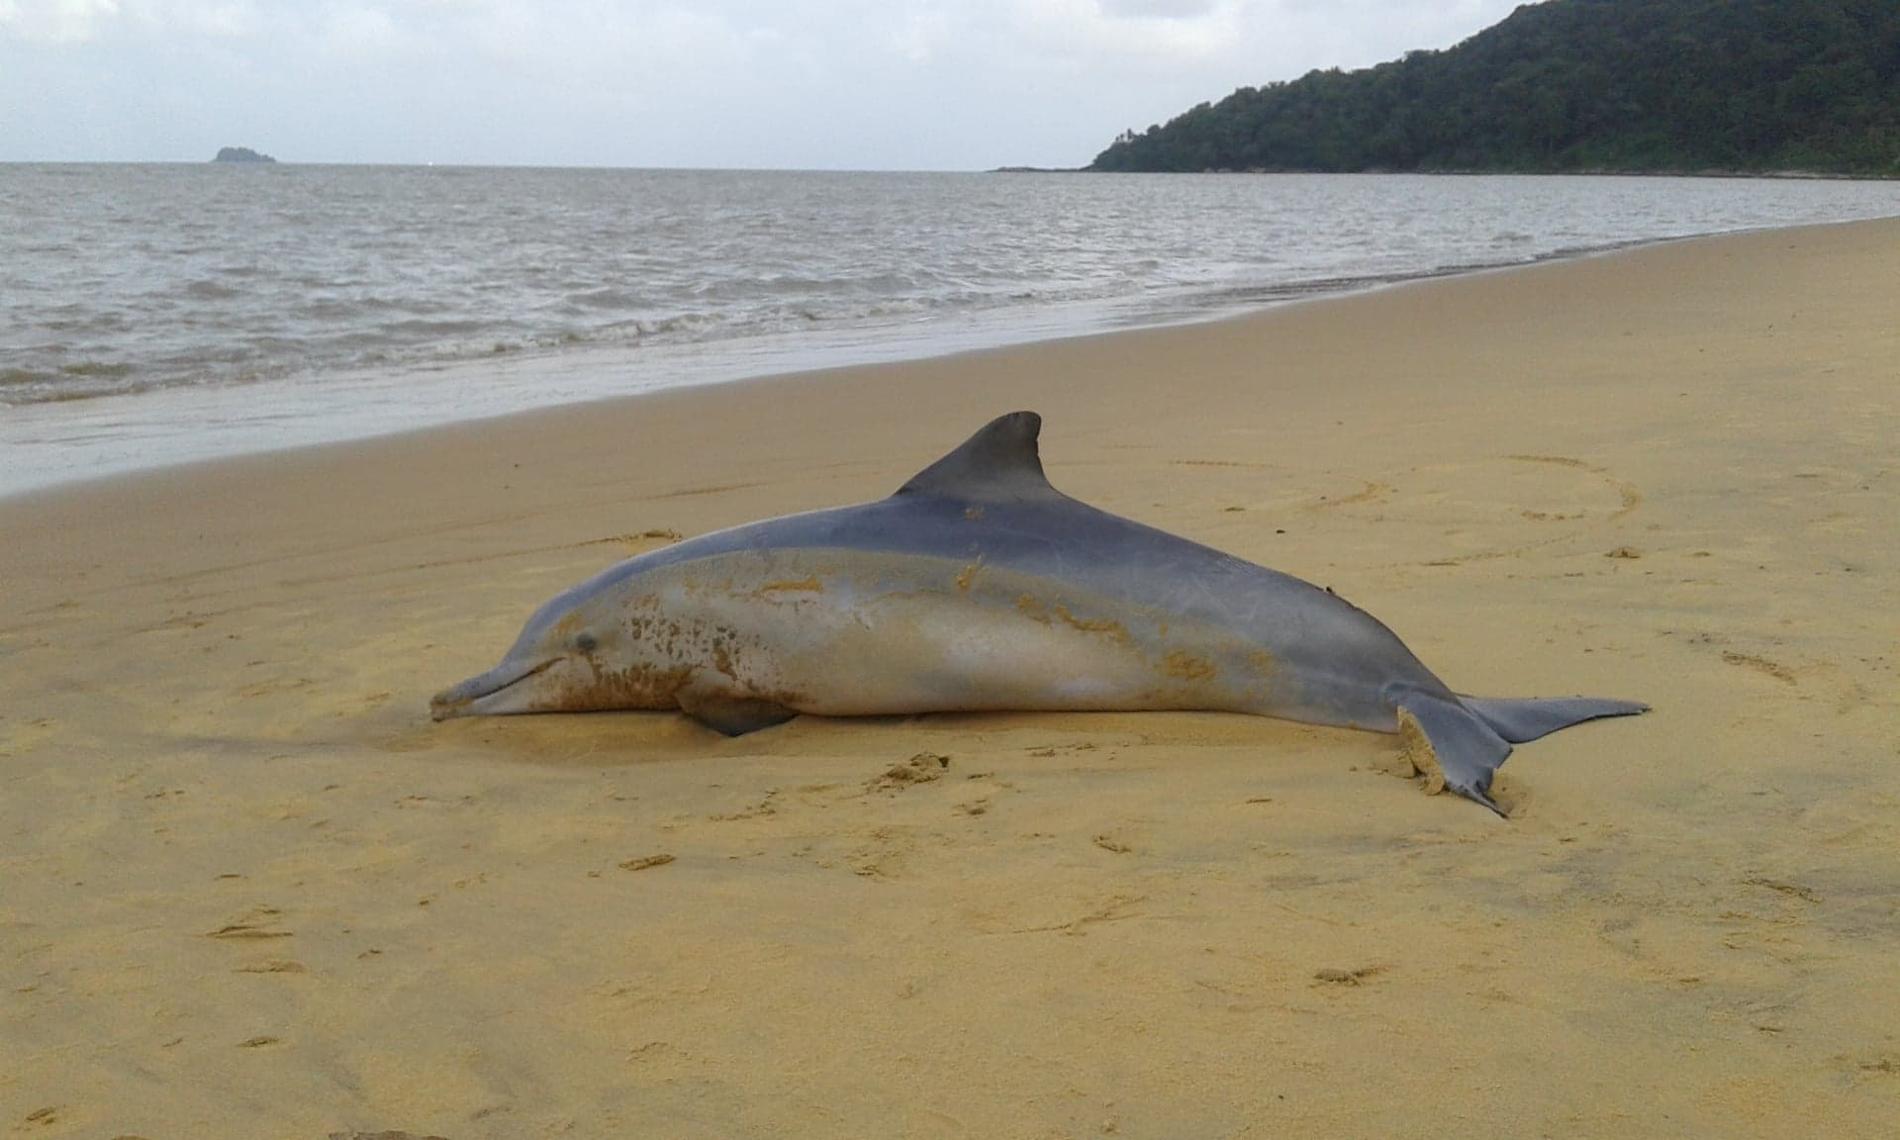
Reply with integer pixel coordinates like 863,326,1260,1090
1098,0,1220,17
0,0,1524,167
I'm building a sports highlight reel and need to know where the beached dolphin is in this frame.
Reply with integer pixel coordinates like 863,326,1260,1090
431,411,1645,814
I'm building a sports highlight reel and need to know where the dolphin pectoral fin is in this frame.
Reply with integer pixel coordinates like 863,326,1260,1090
1391,692,1515,817
677,689,799,737
1456,695,1649,744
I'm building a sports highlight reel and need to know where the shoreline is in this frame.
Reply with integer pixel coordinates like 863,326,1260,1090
16,158,1900,177
0,225,1679,501
3,212,1887,503
4,216,1897,1136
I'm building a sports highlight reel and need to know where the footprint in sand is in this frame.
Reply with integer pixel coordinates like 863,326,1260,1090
1313,965,1386,987
845,825,921,879
864,752,950,792
706,788,780,821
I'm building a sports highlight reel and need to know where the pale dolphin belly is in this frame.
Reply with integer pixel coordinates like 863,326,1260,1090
617,547,1386,724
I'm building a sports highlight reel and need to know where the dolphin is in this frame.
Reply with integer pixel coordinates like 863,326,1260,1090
431,411,1646,814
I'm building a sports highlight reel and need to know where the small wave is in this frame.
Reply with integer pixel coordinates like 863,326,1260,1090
380,317,489,337
637,311,719,339
17,385,144,405
292,298,369,320
59,361,133,378
0,361,145,406
565,287,647,311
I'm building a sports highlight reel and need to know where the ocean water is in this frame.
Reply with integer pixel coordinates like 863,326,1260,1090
3,165,1897,495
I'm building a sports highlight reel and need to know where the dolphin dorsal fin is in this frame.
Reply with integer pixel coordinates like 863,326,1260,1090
896,411,1058,502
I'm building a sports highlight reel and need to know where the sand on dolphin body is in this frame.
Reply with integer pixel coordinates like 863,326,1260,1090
2,218,1897,1138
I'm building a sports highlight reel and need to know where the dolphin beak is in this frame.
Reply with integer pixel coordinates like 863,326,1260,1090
429,657,557,721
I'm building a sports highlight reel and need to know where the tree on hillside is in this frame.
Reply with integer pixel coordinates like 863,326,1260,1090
1089,0,1900,175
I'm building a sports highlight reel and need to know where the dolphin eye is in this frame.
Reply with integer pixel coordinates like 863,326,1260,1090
573,632,599,653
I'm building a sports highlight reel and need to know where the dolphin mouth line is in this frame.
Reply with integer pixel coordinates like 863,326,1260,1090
430,656,559,721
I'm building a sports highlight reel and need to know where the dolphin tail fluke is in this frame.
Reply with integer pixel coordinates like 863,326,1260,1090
1391,691,1515,816
1457,695,1649,744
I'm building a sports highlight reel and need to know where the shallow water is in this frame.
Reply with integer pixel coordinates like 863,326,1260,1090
2,166,1898,494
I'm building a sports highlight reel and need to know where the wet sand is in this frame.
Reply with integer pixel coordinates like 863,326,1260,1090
3,219,1897,1137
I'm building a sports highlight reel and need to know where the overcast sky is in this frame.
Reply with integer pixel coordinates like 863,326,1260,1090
1,0,1526,168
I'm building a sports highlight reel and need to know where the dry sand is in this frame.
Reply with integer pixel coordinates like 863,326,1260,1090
3,219,1897,1138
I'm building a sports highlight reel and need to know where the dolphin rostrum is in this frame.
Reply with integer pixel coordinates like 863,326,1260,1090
431,412,1646,814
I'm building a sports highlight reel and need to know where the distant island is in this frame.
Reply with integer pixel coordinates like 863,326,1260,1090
213,147,276,164
1090,0,1900,176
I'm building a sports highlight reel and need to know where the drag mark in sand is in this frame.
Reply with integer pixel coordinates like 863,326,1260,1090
1305,480,1393,512
1407,454,1645,568
653,480,766,500
1002,893,1149,937
1506,453,1644,519
234,959,308,974
1742,876,1821,903
206,906,293,940
1722,651,1799,685
619,853,676,872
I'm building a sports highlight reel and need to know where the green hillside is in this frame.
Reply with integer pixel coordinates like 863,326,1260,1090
1089,0,1900,175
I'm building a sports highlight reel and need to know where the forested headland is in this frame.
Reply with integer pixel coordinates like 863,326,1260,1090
1089,0,1900,176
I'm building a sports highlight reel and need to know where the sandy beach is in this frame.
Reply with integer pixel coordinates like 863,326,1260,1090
3,218,1897,1137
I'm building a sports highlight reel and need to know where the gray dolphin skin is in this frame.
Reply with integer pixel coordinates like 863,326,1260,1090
431,411,1646,815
